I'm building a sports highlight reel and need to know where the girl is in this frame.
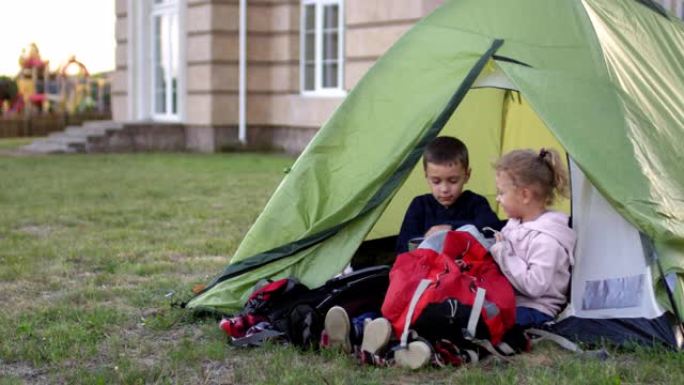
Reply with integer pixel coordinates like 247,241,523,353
491,148,576,327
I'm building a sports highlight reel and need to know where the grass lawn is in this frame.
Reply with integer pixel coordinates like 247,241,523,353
0,144,682,384
0,138,34,151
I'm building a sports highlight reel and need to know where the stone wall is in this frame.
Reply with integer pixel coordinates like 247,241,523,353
86,123,186,153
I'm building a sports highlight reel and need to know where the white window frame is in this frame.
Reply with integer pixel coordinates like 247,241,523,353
300,0,346,97
150,0,180,121
128,0,185,122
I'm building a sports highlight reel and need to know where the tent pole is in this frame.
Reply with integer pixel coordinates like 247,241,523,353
654,258,684,330
642,234,684,331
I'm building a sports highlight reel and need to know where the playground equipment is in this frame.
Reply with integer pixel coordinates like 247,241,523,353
59,55,91,114
15,43,50,114
3,43,110,116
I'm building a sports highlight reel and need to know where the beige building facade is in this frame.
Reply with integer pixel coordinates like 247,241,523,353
113,0,443,153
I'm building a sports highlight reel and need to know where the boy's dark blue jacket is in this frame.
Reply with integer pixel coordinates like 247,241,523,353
396,190,505,253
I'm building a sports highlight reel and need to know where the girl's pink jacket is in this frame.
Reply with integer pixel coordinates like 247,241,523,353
490,211,576,317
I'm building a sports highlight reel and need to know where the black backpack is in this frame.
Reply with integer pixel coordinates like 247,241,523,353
235,265,390,348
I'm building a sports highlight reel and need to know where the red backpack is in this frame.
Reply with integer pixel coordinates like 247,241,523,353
381,230,516,345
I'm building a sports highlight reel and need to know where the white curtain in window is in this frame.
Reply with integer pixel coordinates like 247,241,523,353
151,1,178,118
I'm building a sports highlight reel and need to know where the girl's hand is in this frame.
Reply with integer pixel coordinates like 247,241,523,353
483,226,502,242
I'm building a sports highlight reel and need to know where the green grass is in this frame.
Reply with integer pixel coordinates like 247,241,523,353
0,137,34,150
0,145,682,384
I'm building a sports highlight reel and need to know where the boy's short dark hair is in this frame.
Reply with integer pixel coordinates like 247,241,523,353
422,136,469,170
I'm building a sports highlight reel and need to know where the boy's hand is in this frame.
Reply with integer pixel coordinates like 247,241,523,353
425,225,452,237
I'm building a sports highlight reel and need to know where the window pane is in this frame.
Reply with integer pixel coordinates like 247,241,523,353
172,78,177,114
322,63,338,88
323,31,338,61
152,10,179,116
304,64,315,90
154,16,167,114
305,32,315,61
305,4,315,30
323,5,338,29
170,14,178,114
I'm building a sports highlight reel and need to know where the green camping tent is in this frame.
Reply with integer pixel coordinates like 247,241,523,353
188,0,683,345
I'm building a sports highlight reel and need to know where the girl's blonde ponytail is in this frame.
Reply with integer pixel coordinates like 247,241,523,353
495,148,570,205
539,148,569,202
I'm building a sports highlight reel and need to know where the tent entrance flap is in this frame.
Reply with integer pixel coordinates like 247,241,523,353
190,39,505,299
368,86,570,241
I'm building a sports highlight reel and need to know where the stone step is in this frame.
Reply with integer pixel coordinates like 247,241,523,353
83,120,123,130
62,127,104,139
46,139,85,152
53,127,89,139
22,121,123,154
22,139,77,154
46,132,88,144
60,121,122,138
21,120,187,154
64,125,88,135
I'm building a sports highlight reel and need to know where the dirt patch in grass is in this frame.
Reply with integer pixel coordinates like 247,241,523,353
520,349,555,367
17,225,53,238
198,361,237,385
0,361,51,384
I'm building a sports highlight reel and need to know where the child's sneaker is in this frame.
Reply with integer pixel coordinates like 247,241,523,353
351,311,381,345
433,339,464,367
360,317,392,355
394,340,432,370
324,306,352,353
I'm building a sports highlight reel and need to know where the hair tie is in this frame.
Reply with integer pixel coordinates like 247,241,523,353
538,148,549,160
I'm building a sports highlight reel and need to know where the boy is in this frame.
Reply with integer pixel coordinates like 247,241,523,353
323,138,512,368
396,136,502,253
